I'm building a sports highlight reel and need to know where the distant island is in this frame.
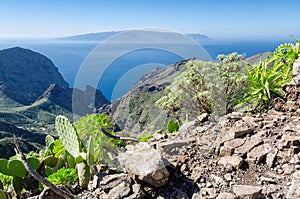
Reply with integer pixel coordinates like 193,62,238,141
58,30,212,43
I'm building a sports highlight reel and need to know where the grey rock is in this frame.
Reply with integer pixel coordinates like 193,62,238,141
200,188,217,198
280,135,300,148
220,138,245,156
287,171,300,198
290,154,300,164
247,144,271,164
282,164,295,175
178,120,199,137
224,173,232,182
235,134,263,156
290,57,300,85
218,155,243,169
260,176,276,184
106,181,131,199
191,166,204,182
230,125,254,139
211,174,226,186
125,184,146,199
232,185,262,199
99,173,132,193
118,143,169,187
155,137,195,156
266,148,278,167
217,192,236,199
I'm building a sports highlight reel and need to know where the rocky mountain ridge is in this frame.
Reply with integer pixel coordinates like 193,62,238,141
58,30,212,43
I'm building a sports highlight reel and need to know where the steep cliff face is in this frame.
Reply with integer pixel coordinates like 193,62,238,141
0,47,69,105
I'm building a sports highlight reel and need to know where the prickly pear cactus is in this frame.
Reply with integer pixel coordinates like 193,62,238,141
76,162,90,189
55,116,81,158
0,159,10,176
86,136,94,166
8,160,27,178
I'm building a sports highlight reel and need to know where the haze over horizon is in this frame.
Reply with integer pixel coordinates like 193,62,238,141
1,0,300,40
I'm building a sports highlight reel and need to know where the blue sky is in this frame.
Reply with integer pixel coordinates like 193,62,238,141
1,0,299,39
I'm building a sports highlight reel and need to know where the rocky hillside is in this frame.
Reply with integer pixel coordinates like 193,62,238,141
0,47,109,110
0,47,68,105
0,47,109,158
32,58,300,199
101,53,271,135
99,59,190,134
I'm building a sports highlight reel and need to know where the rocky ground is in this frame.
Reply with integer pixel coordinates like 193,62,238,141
30,84,300,199
31,59,300,199
81,86,300,199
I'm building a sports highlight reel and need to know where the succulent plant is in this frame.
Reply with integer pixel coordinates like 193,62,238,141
55,116,81,158
55,115,92,188
0,157,40,195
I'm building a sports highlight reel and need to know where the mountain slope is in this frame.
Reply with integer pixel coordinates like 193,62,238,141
0,47,109,158
100,52,271,135
0,47,69,105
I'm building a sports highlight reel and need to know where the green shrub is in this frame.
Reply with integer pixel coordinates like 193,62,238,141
0,173,12,191
138,134,153,142
47,168,78,186
75,114,119,164
240,37,299,110
167,120,179,133
156,53,247,122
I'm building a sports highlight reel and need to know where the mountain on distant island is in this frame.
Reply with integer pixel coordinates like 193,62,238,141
58,30,212,43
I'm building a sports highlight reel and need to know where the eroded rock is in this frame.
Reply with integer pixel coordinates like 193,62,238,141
218,155,243,169
232,185,262,199
118,143,169,187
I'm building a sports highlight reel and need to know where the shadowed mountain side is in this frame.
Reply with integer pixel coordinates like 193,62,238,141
38,84,109,116
0,121,47,159
0,47,68,105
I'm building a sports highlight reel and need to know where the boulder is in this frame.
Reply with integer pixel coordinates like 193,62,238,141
287,171,300,198
220,138,245,156
218,155,243,169
217,192,236,199
232,185,262,199
118,143,169,187
235,134,262,156
247,144,271,164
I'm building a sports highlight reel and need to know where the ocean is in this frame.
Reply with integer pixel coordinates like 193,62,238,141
0,38,293,101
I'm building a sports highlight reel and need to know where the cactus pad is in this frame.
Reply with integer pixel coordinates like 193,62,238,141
27,157,40,170
55,115,81,158
76,162,90,189
7,160,27,177
0,159,10,176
